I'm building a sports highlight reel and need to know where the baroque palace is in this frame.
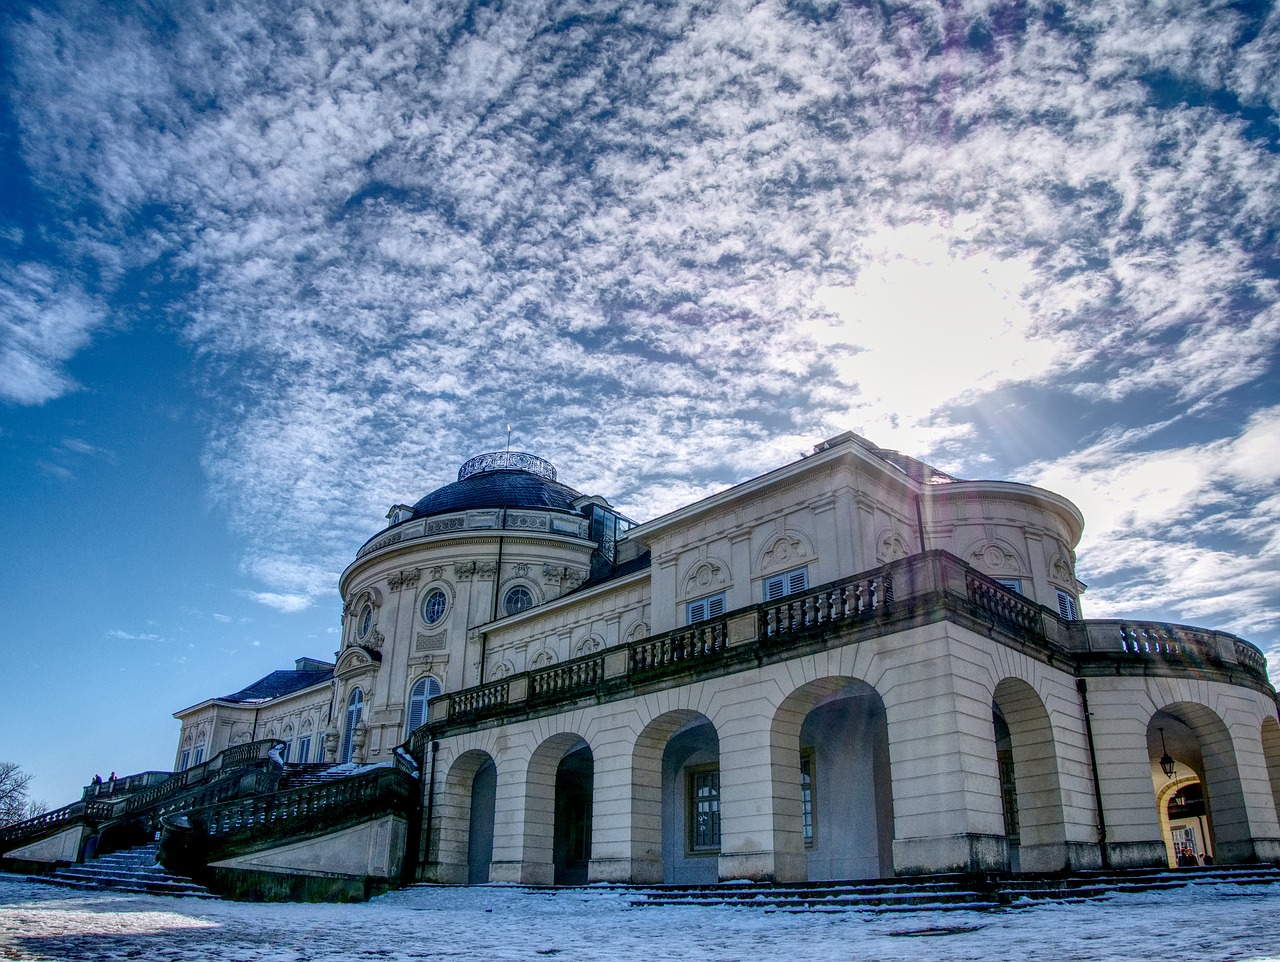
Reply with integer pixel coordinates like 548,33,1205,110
5,432,1279,899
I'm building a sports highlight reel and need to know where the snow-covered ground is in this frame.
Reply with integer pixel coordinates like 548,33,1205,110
2,873,1279,962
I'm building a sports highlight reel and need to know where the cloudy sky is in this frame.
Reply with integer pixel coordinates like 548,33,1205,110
1,0,1277,806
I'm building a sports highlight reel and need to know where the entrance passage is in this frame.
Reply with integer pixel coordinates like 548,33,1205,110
553,743,593,885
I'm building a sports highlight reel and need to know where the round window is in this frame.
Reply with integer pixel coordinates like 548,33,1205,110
421,589,448,625
358,604,374,639
503,586,534,616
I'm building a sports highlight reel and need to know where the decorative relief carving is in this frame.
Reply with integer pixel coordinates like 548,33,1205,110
453,561,477,581
490,659,514,679
388,569,420,591
514,562,531,577
415,632,447,652
530,649,557,670
974,544,1012,570
541,564,585,586
760,531,814,572
625,620,650,642
361,530,403,557
507,512,548,530
475,561,498,578
427,517,465,535
1051,554,1073,585
428,566,444,581
458,451,557,481
365,628,385,650
575,635,604,656
879,532,910,563
683,559,729,596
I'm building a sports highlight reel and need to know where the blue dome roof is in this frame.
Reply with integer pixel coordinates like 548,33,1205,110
410,453,583,520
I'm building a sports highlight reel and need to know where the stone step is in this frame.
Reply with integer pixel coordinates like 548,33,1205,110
629,865,1280,913
27,843,217,900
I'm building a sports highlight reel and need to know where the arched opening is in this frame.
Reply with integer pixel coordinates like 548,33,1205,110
554,744,594,885
774,677,893,881
992,677,1068,873
407,676,442,736
341,687,364,764
1262,717,1280,827
523,733,593,885
1149,704,1251,866
434,749,496,884
468,758,497,883
630,710,721,884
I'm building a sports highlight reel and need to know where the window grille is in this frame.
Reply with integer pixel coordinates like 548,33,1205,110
689,767,721,851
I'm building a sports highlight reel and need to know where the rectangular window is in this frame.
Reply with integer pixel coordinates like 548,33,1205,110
179,749,190,772
688,766,721,852
1056,590,1079,621
994,577,1022,594
800,749,815,848
763,566,809,602
297,735,312,765
279,741,290,763
686,592,726,625
192,746,205,765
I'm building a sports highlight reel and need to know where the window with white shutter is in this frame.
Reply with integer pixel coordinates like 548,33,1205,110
687,592,726,624
1056,590,1079,621
407,675,442,734
764,566,809,601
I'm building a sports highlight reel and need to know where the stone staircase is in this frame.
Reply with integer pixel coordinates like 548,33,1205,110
629,864,1280,913
28,844,216,899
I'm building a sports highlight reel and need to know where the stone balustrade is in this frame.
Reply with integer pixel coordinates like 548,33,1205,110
411,550,1273,750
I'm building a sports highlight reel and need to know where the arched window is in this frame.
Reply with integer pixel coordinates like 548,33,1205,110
358,604,374,640
342,687,364,764
504,585,534,616
406,676,442,735
421,589,448,625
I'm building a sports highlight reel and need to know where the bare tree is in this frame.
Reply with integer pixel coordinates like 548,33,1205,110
0,761,44,828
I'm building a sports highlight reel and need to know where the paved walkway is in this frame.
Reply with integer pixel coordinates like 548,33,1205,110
2,873,1279,961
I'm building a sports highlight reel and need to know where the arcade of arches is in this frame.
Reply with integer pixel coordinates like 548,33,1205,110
420,634,1280,885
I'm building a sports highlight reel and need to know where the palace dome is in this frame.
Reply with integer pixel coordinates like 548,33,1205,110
410,452,584,520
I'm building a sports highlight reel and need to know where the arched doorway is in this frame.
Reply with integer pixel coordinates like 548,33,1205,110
1148,705,1250,866
523,733,594,885
630,710,721,884
991,677,1068,873
1262,717,1280,827
773,677,893,881
553,744,593,885
433,749,497,884
468,757,497,883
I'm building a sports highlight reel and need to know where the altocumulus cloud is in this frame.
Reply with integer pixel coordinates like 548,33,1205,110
3,1,1278,657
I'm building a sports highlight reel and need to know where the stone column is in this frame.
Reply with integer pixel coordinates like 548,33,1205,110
716,704,808,883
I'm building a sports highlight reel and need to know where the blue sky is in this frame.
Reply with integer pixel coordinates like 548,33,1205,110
1,0,1278,808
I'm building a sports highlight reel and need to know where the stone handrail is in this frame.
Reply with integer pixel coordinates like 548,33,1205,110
762,570,895,639
200,765,415,842
448,680,511,720
1071,619,1266,673
631,619,728,674
82,771,171,801
530,655,606,701
413,550,1273,749
0,739,284,853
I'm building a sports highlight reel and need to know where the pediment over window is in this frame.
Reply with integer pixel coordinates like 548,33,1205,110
681,556,731,598
757,530,815,574
335,648,380,677
964,538,1028,575
877,530,910,563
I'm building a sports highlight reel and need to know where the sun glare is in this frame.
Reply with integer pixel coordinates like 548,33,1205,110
809,225,1060,431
